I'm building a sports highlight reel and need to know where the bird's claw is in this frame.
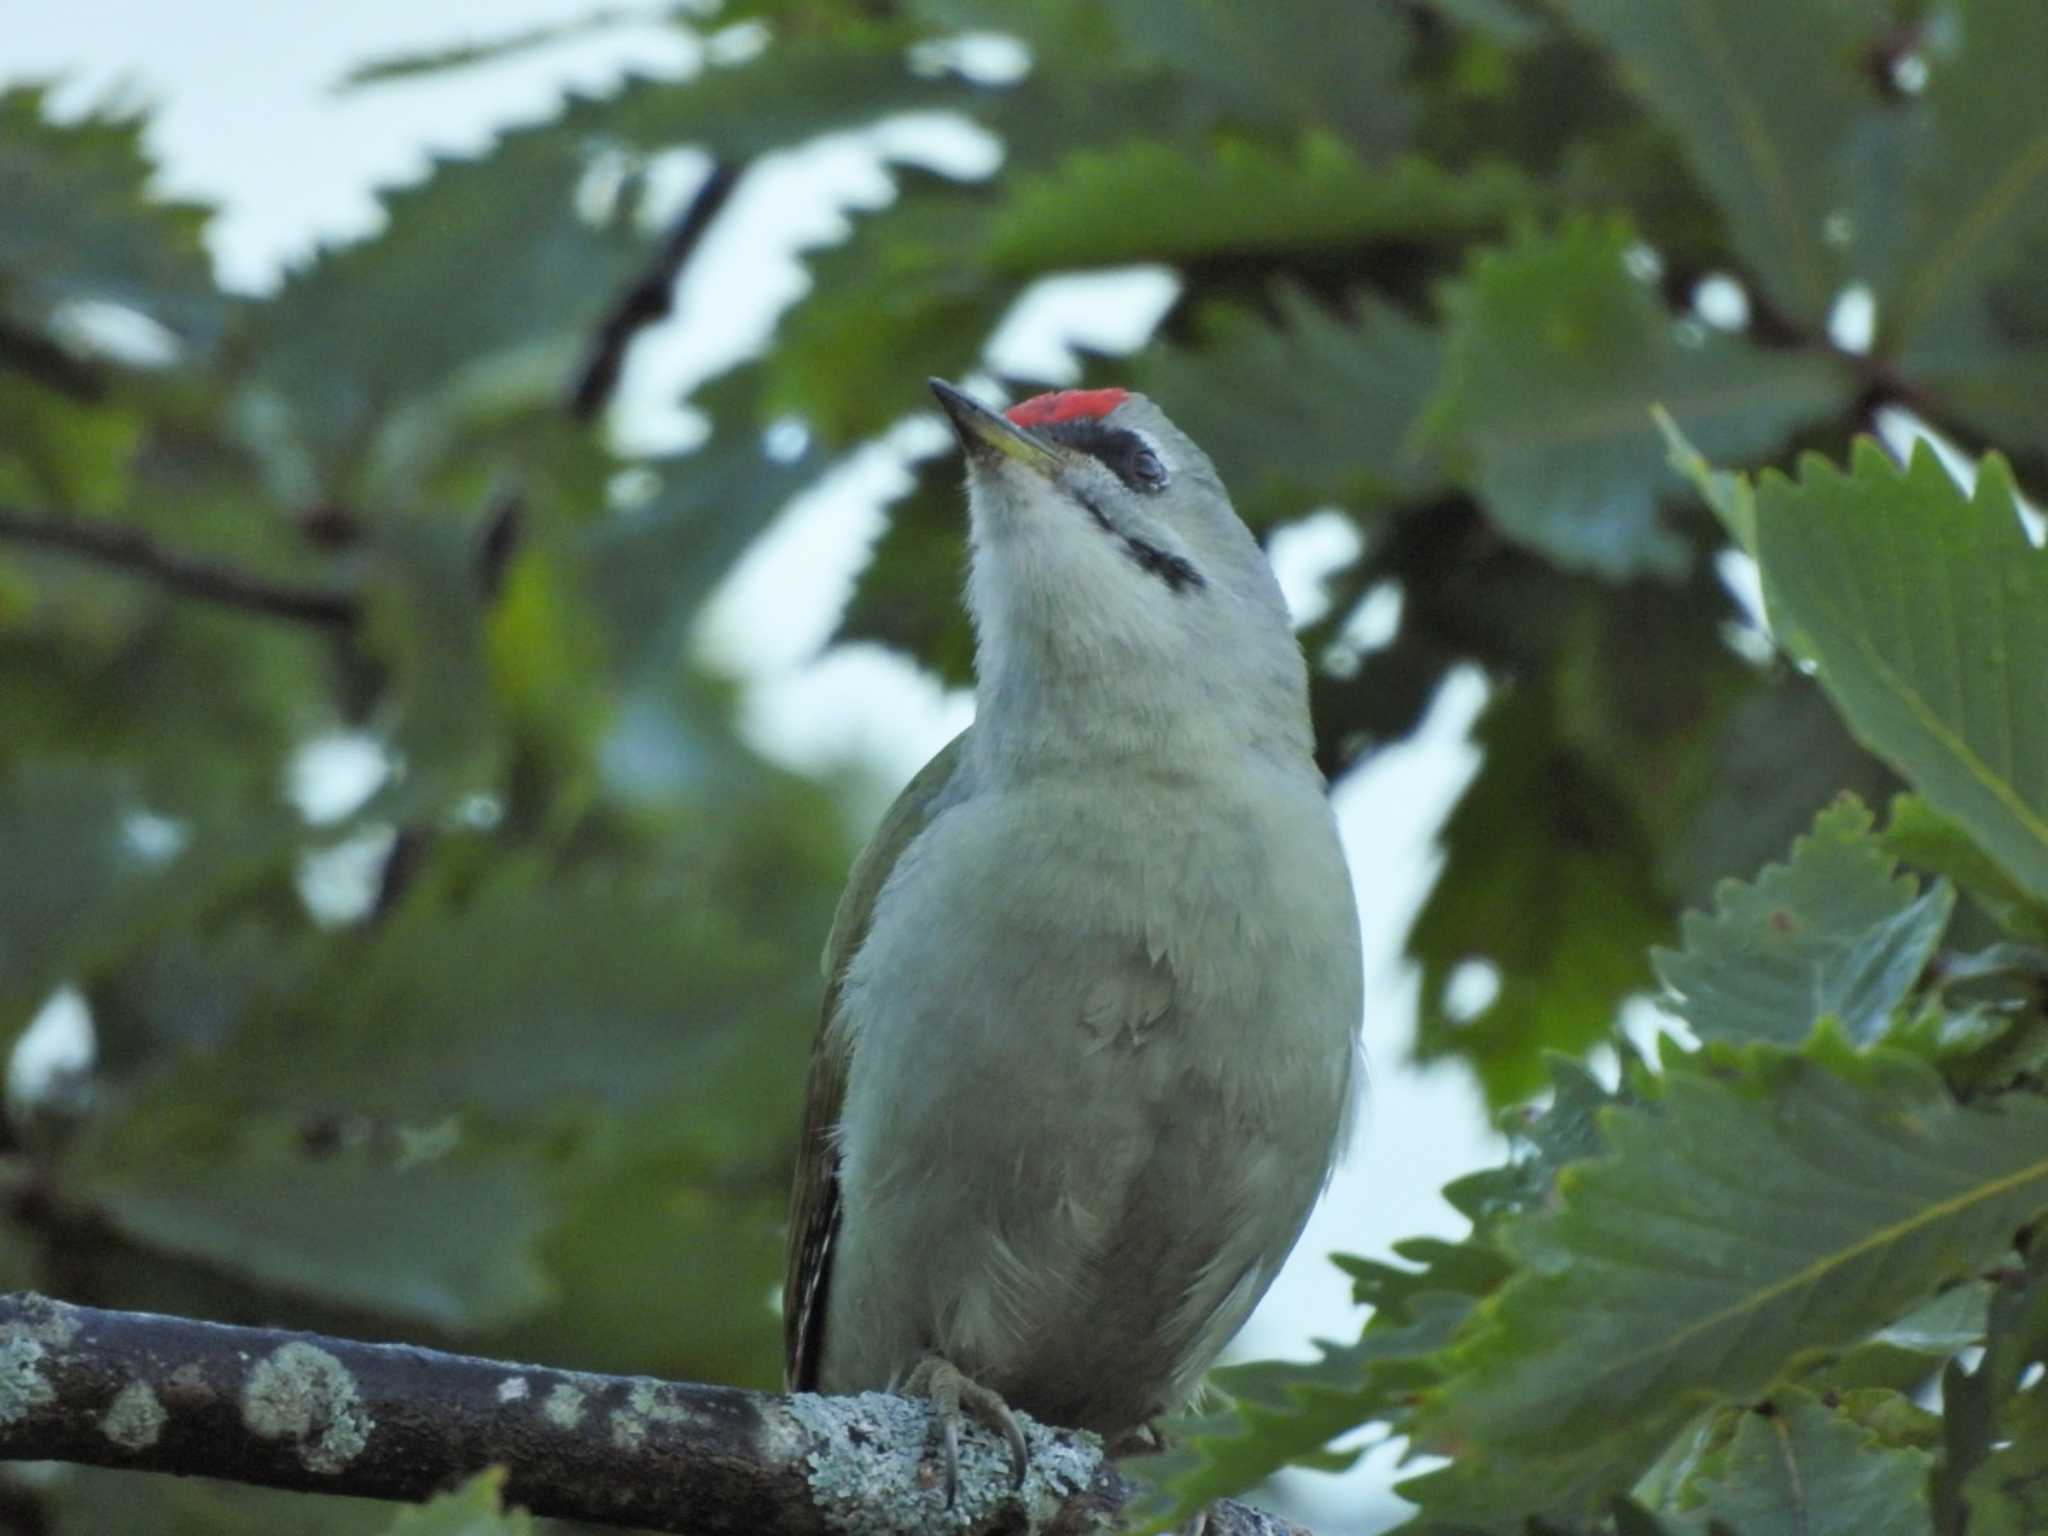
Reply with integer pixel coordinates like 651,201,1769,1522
901,1354,1029,1504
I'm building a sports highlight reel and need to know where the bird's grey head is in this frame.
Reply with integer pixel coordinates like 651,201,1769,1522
929,379,1314,770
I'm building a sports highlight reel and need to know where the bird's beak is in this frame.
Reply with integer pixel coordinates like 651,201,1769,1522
929,379,1065,479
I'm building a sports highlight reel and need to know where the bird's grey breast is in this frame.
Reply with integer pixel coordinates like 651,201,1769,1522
822,755,1360,1431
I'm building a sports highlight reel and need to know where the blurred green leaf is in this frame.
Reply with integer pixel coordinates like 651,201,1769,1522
988,136,1533,273
378,1469,532,1535
67,1110,555,1333
29,1467,390,1536
1655,795,1954,1047
767,165,1013,445
235,89,657,492
1135,284,1442,529
0,759,190,1051
339,9,670,88
1408,682,1665,1106
597,33,1004,158
580,368,824,674
1546,0,1891,325
1676,674,1903,911
1407,1044,2048,1525
1899,295,2048,466
0,375,142,512
1813,1281,1991,1395
1430,217,1848,578
492,1094,791,1387
0,85,223,352
834,446,974,683
1961,1384,2048,1536
1098,0,1419,159
192,856,825,1123
1887,0,2048,349
1940,1239,2048,1533
1755,441,2048,905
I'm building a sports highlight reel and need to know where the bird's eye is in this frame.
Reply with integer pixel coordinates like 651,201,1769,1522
1128,447,1169,491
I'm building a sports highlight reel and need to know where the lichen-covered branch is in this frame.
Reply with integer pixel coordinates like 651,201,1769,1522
0,1293,1313,1535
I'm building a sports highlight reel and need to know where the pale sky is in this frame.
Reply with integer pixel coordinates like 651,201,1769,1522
7,8,1502,1527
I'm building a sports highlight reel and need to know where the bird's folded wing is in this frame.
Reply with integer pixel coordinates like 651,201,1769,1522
783,729,970,1389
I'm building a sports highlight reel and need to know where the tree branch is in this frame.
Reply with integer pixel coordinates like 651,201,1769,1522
0,506,360,628
567,159,744,422
0,1293,1310,1535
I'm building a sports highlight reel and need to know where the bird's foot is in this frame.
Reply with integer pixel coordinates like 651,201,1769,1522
899,1353,1030,1505
1109,1419,1171,1457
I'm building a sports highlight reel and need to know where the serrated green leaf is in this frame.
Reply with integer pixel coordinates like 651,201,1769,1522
1129,1296,1470,1531
1754,441,2048,906
1406,1049,2048,1525
236,87,658,488
1886,793,2048,945
1134,284,1441,529
1654,795,1954,1047
1674,1389,1935,1536
1136,1057,1630,1525
379,1469,532,1536
1546,0,1892,325
987,136,1532,274
1430,217,1848,578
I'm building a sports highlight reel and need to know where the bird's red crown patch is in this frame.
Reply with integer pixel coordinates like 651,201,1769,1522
1005,388,1129,428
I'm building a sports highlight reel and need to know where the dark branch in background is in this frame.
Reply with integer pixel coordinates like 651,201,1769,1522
472,488,526,601
0,1294,1311,1536
567,158,744,422
0,320,108,404
0,506,360,628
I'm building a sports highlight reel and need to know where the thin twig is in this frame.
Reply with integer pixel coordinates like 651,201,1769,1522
0,506,359,628
0,1293,1311,1536
567,158,744,422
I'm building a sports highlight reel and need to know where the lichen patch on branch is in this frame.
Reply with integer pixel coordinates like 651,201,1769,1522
241,1341,373,1474
0,1295,78,1428
543,1381,587,1430
100,1380,168,1450
608,1377,697,1452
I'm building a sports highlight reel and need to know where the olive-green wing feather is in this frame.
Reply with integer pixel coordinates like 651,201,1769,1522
783,730,969,1389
